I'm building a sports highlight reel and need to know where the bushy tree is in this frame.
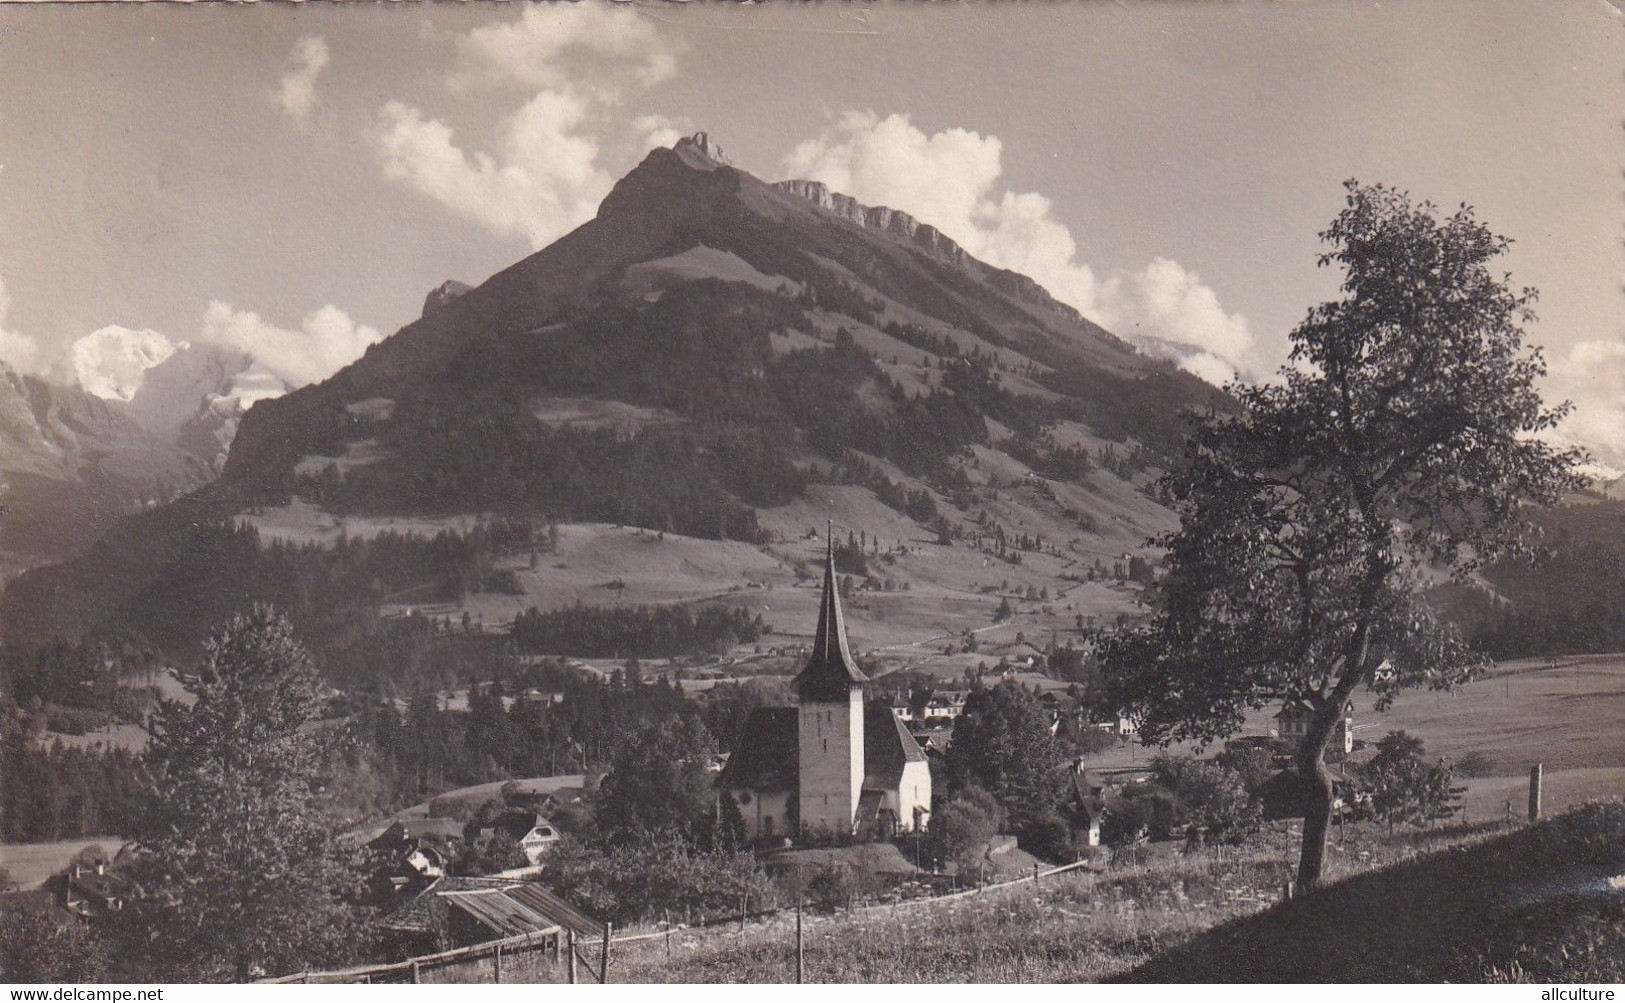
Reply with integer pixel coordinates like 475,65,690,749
1148,754,1263,846
1358,731,1461,833
943,681,1068,838
930,786,1002,876
1104,183,1582,889
0,909,108,981
125,606,360,981
592,716,718,845
540,835,776,925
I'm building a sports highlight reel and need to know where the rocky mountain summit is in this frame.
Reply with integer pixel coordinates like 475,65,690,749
2,133,1224,650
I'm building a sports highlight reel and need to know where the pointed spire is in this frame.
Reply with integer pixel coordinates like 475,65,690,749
793,522,867,700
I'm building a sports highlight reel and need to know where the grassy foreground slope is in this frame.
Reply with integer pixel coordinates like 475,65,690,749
1120,801,1625,983
605,805,1623,983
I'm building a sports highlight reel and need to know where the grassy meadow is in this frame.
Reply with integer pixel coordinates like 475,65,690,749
601,805,1624,984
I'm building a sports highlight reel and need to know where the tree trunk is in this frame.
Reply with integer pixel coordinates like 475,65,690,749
1294,704,1338,891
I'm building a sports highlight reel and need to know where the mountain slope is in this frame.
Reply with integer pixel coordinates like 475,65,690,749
1,134,1223,654
0,364,212,577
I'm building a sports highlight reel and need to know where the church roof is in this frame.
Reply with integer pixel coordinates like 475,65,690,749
863,702,928,790
792,533,868,701
715,702,927,796
715,707,799,792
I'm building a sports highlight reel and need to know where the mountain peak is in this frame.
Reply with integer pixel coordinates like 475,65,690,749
673,131,730,169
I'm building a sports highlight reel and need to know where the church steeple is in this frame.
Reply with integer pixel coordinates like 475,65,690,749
793,526,868,701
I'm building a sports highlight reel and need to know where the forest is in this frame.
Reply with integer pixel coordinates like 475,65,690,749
510,602,766,659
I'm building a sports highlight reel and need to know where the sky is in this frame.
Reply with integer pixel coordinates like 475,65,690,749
0,1,1620,469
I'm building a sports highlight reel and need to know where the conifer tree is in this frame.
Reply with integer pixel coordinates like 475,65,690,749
127,606,358,981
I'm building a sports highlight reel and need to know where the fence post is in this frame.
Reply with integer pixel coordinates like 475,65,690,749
567,929,577,984
740,892,748,931
1528,763,1543,822
410,960,420,984
795,896,804,984
1032,863,1040,885
599,922,612,984
493,942,502,984
665,910,673,958
1281,879,1295,902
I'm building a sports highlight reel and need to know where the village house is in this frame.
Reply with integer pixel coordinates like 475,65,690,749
922,690,968,723
716,538,931,842
1273,699,1355,755
59,858,128,920
366,819,461,895
477,811,561,865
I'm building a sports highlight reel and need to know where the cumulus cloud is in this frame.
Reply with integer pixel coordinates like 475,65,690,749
68,325,180,400
1547,337,1625,474
274,35,330,126
782,111,1255,383
201,301,382,390
451,4,680,94
375,5,683,250
0,274,42,374
632,114,691,153
375,91,611,250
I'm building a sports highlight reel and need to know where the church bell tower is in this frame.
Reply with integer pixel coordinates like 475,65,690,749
792,529,868,838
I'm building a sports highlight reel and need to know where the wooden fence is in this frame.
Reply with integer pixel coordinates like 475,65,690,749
265,857,1100,984
261,928,562,984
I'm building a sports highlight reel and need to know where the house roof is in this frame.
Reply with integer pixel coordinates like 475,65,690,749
1068,775,1108,823
715,707,799,792
855,790,885,824
384,876,604,939
503,883,606,940
489,811,549,841
791,535,868,701
441,888,558,939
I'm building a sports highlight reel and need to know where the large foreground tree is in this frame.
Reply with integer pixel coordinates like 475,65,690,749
127,606,358,981
1104,182,1583,890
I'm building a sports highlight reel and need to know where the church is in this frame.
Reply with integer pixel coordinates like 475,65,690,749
715,538,932,842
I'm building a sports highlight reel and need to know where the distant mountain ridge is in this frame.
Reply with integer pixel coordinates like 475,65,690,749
2,133,1226,651
0,362,211,575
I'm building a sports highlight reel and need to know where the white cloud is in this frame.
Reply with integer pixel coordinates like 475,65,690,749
274,36,330,126
374,5,684,250
201,301,382,390
68,325,180,400
451,4,680,94
375,91,611,250
782,111,1256,383
1547,337,1625,472
0,274,42,375
632,114,691,153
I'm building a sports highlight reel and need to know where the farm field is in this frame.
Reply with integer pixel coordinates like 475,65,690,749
1078,653,1625,818
1,837,125,890
235,488,1152,669
385,774,588,824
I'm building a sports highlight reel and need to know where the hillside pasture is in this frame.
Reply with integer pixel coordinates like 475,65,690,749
606,812,1616,983
1077,653,1625,819
0,837,124,889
